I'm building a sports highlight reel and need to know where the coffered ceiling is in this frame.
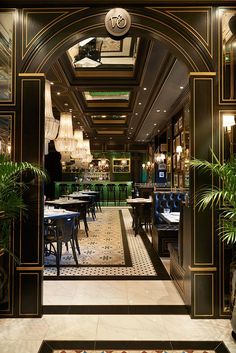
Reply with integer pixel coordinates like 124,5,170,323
46,35,189,145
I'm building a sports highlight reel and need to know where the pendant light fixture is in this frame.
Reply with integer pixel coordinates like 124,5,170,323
44,80,59,155
54,112,76,159
71,129,84,159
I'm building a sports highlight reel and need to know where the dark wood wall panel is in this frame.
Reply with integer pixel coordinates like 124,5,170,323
14,74,45,317
18,272,42,316
194,273,214,317
188,73,219,318
190,74,215,266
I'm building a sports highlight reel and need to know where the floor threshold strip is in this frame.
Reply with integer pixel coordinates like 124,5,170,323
37,339,230,353
43,304,188,315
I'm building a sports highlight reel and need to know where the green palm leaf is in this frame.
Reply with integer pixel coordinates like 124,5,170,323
0,154,47,254
190,149,236,245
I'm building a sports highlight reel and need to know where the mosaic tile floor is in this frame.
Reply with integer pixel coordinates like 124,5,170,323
44,208,169,279
44,209,131,266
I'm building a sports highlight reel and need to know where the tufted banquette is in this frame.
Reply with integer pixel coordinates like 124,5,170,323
152,191,186,256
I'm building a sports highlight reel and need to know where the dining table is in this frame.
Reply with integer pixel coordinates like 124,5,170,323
126,197,152,236
44,207,80,220
65,193,97,220
45,198,90,236
159,211,180,224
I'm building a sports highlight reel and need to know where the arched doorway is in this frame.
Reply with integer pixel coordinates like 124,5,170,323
6,6,220,318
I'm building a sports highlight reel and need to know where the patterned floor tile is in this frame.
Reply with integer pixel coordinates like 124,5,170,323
44,208,169,279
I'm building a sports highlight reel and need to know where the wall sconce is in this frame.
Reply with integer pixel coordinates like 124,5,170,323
142,161,155,171
176,145,183,154
223,114,235,131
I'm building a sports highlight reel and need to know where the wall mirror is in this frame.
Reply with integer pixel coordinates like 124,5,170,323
221,10,236,101
0,12,14,102
112,158,130,173
0,115,12,156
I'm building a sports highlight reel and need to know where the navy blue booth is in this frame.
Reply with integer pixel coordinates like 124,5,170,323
152,191,186,256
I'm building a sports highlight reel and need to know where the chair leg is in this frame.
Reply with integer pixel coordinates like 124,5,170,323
56,236,60,276
70,239,79,266
83,218,89,237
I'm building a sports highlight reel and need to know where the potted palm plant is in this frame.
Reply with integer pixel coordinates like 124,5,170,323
0,153,46,255
190,151,236,339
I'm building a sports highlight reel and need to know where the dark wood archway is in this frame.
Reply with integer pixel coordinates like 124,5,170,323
1,5,223,319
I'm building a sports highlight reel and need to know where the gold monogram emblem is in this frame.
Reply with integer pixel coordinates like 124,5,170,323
105,8,131,37
109,14,127,29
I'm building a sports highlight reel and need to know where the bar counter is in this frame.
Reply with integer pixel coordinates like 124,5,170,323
54,181,133,201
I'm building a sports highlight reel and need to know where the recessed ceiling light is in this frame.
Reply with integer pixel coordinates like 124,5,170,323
154,123,157,126
64,103,68,106
143,87,147,91
180,86,184,90
138,102,142,105
135,113,138,116
131,127,133,130
73,115,76,118
56,92,60,95
128,137,130,140
163,110,166,113
156,109,160,113
50,82,54,85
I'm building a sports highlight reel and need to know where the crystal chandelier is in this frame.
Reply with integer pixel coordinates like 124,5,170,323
154,150,165,164
71,129,84,159
44,80,59,155
54,112,76,159
71,132,93,168
83,139,93,164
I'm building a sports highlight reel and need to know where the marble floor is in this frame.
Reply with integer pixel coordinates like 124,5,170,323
0,313,234,353
1,207,235,353
43,280,184,305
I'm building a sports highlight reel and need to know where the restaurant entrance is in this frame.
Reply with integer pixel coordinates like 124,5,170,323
0,3,230,319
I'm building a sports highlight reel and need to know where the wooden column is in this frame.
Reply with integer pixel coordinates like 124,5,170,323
14,74,45,317
188,72,218,318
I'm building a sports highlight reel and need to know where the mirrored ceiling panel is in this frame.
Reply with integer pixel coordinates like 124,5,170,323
91,114,127,124
82,90,131,108
83,91,130,101
67,37,139,69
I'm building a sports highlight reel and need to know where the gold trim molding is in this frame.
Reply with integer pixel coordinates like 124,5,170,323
189,72,216,76
189,266,217,272
16,266,44,271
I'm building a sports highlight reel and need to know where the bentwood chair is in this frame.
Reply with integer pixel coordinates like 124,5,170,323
44,217,80,276
118,183,128,205
94,184,104,208
107,184,116,206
